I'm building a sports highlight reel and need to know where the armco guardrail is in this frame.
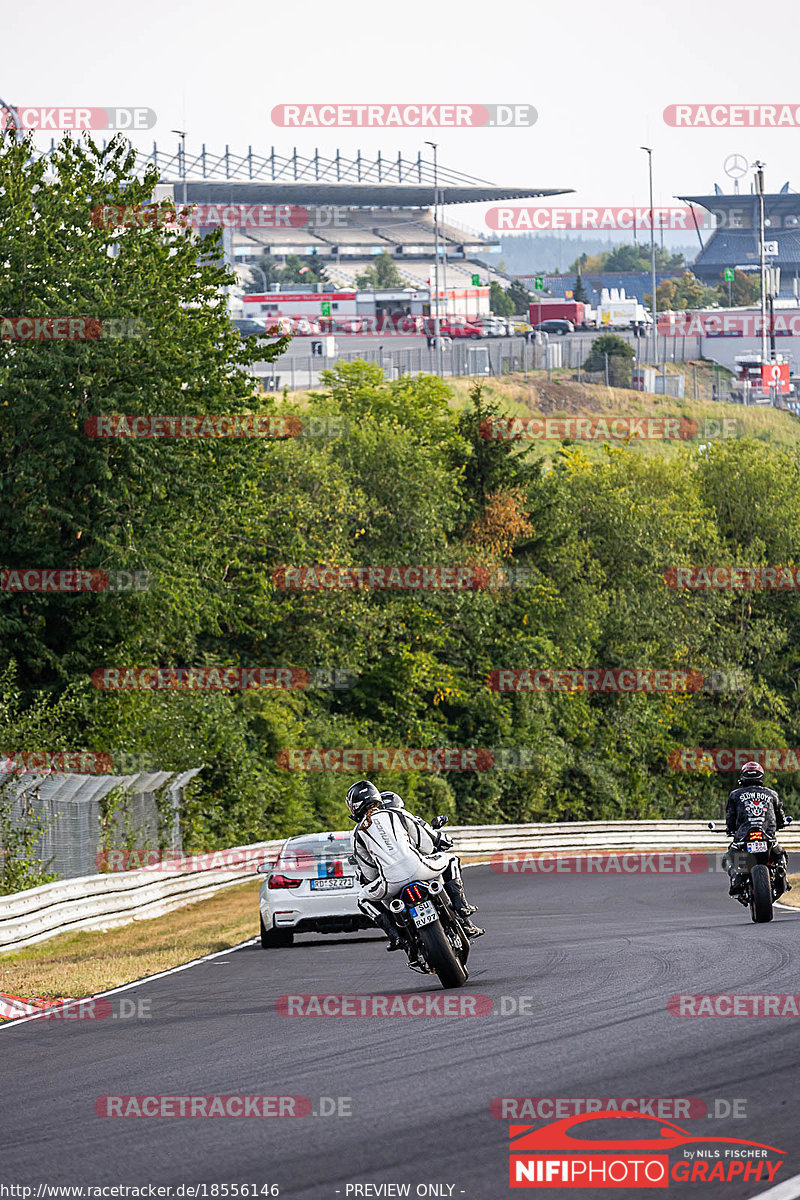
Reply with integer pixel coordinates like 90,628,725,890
3,820,800,955
0,843,282,954
449,819,800,858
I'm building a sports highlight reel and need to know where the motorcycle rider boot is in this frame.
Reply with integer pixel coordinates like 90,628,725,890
444,878,485,938
728,870,745,896
373,908,405,951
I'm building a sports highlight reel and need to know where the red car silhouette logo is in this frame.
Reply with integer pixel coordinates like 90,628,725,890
510,1110,784,1154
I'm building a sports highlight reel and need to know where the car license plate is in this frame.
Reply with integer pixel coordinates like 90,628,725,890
409,900,437,927
310,877,354,890
749,841,768,853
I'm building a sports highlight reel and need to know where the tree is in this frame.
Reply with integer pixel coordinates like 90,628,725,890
452,382,538,516
714,269,761,307
355,252,404,289
573,273,588,303
281,253,329,287
655,271,719,311
569,243,686,276
490,281,514,317
247,251,329,293
507,278,532,314
583,333,635,386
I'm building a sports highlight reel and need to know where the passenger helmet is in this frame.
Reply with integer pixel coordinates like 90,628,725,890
380,791,405,810
738,760,765,786
346,779,382,822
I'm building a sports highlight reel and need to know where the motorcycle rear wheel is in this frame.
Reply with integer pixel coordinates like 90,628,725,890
750,864,774,923
417,921,468,989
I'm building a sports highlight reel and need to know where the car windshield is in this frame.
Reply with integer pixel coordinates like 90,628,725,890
281,833,352,861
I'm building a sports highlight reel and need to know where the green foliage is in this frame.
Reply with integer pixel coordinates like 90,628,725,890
569,243,686,274
490,281,515,318
355,252,404,289
582,334,635,387
573,274,588,303
5,135,800,869
247,251,329,291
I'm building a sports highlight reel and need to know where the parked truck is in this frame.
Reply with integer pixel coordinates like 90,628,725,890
590,288,651,333
528,299,587,328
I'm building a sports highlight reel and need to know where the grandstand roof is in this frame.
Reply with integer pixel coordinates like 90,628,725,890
178,182,570,206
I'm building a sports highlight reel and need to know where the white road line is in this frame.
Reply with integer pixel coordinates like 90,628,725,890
748,1171,800,1200
0,937,258,1031
1,863,490,1032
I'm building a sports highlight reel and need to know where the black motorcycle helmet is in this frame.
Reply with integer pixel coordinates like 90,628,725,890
738,760,765,787
345,779,382,822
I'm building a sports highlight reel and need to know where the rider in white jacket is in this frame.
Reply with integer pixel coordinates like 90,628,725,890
347,780,484,950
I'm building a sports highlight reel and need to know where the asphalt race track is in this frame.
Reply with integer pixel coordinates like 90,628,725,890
4,863,800,1199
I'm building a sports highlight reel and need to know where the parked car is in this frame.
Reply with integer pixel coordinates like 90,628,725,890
231,318,271,338
533,318,574,336
512,320,534,337
476,315,508,338
257,830,372,947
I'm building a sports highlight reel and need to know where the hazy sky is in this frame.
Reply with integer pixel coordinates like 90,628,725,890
3,0,798,234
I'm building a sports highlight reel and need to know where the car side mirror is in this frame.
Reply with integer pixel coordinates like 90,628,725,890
256,862,272,874
346,854,356,865
784,815,793,827
431,814,448,830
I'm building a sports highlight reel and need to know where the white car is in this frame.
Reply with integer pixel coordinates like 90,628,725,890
257,830,372,947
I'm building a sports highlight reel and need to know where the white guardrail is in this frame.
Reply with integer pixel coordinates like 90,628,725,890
3,820,800,955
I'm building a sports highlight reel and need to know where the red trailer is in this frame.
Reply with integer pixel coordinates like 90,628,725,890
529,299,586,327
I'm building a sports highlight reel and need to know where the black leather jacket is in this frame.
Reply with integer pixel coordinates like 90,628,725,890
726,783,787,842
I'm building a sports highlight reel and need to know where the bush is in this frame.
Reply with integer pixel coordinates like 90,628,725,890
583,334,635,387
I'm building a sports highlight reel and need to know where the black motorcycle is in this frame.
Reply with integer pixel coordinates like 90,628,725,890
357,816,471,989
710,818,793,923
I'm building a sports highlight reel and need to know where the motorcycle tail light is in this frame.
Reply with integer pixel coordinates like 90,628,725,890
268,874,302,889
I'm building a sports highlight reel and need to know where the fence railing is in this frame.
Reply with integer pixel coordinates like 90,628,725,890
1,769,202,881
3,820,797,954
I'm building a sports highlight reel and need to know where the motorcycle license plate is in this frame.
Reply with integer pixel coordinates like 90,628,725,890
409,900,437,927
310,877,354,890
748,841,768,853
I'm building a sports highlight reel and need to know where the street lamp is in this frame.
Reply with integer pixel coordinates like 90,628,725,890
641,147,658,366
171,129,188,205
754,161,768,365
425,140,442,376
